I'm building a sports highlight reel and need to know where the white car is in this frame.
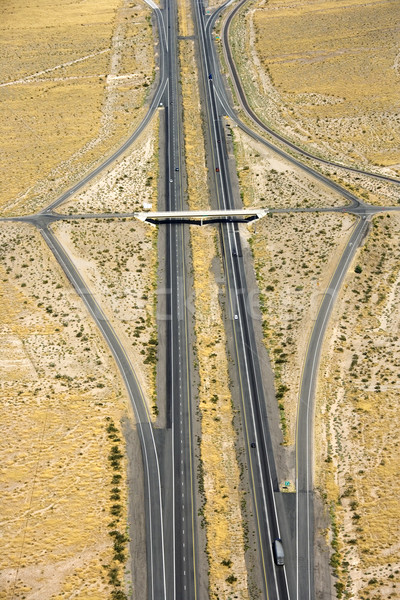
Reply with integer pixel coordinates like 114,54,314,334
234,314,238,320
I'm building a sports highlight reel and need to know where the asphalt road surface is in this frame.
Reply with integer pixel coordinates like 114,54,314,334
195,0,292,597
160,0,199,597
38,221,168,599
221,0,400,187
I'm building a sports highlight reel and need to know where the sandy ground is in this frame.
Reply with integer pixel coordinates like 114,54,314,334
246,211,356,447
0,222,132,599
315,213,400,598
0,0,156,216
60,114,159,214
52,219,159,417
232,122,347,208
312,160,400,207
227,0,400,179
191,226,249,599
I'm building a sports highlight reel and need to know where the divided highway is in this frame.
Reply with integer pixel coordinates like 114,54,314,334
194,0,291,598
161,0,199,596
4,0,399,598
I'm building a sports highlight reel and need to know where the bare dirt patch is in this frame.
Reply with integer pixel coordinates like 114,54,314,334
232,123,347,208
315,213,400,598
0,222,132,599
60,114,159,214
52,219,159,417
0,0,156,216
246,211,356,445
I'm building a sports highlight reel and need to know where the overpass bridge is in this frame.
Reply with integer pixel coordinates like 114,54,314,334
135,208,269,225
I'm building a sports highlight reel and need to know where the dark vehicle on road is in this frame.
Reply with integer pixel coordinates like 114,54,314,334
208,73,212,79
272,538,285,566
216,167,219,172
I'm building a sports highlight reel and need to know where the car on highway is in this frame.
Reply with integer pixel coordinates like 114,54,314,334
175,167,179,171
250,442,256,448
169,179,173,183
208,73,212,79
216,167,220,172
217,139,221,143
232,250,237,257
234,314,238,320
272,538,285,566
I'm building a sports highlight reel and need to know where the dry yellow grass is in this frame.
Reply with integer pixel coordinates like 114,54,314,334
0,0,155,216
248,0,400,170
0,222,131,599
191,227,249,599
61,113,159,214
178,0,194,37
179,40,209,210
315,213,400,598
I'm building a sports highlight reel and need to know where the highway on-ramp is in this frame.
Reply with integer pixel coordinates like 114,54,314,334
295,215,370,599
220,0,400,187
5,0,397,598
37,221,167,600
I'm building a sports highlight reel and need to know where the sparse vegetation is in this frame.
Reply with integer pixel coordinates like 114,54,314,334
191,226,249,599
315,213,400,598
229,0,400,174
52,218,159,417
0,222,131,598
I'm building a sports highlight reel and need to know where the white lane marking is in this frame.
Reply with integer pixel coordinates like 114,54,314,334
210,89,280,597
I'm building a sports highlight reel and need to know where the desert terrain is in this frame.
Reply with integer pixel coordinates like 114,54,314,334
0,222,132,599
2,0,400,597
0,0,155,216
227,0,400,178
315,213,400,598
52,217,159,416
226,1,400,594
60,115,159,215
232,121,347,209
